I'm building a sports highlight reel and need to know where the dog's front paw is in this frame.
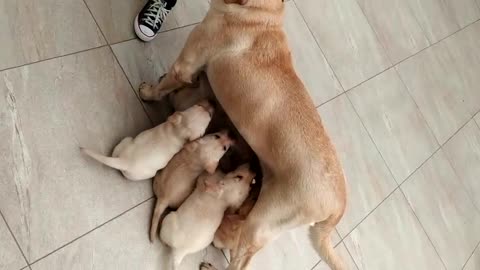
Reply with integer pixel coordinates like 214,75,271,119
199,262,217,270
139,82,154,101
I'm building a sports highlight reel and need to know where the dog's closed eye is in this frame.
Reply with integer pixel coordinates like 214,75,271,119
215,134,221,139
235,175,244,180
223,146,228,151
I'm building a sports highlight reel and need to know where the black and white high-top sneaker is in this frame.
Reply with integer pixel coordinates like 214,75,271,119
134,0,177,42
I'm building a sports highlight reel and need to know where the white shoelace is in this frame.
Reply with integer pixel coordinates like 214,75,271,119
141,0,170,29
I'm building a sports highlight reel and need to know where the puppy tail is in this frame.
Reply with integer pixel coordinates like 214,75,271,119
309,218,346,270
80,147,128,171
150,198,169,242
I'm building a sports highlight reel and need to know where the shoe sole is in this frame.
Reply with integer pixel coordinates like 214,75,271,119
134,14,157,42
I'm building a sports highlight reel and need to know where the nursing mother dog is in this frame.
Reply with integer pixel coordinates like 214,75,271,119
139,0,347,269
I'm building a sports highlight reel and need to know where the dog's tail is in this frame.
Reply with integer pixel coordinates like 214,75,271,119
309,217,346,270
80,147,129,171
150,198,169,242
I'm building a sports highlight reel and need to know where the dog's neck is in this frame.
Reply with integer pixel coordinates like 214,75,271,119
211,0,285,26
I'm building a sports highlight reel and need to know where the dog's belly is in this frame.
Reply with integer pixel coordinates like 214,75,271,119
207,58,326,171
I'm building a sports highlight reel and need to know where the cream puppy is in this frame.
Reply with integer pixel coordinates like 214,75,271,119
81,101,214,181
160,164,255,270
149,130,235,242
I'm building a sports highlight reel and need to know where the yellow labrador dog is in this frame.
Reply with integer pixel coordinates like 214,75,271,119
139,0,347,269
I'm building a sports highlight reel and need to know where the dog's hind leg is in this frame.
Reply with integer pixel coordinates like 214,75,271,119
112,137,132,157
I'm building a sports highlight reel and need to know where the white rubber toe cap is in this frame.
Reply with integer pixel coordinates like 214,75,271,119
134,14,157,42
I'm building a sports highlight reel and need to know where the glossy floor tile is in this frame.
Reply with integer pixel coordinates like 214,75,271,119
0,0,105,71
344,190,445,270
405,0,480,43
0,47,152,262
397,22,480,144
348,69,438,182
284,2,343,106
29,201,228,270
84,0,209,44
356,0,430,63
295,0,391,90
0,216,26,270
402,150,480,269
318,95,397,237
444,120,480,210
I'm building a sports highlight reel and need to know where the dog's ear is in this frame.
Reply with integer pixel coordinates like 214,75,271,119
205,160,219,174
224,0,249,5
167,113,182,125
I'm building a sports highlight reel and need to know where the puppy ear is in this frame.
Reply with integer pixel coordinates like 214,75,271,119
204,178,224,193
205,160,219,174
167,113,182,125
185,142,198,152
224,0,248,5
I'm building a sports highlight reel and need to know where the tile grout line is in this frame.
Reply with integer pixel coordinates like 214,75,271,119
0,211,31,268
0,45,108,74
292,0,347,93
346,98,480,268
352,0,394,67
342,240,359,270
462,240,480,270
79,0,156,126
339,18,480,93
315,91,345,109
29,197,154,266
338,144,442,246
443,113,480,216
108,46,156,126
397,188,449,270
106,21,201,47
393,66,442,147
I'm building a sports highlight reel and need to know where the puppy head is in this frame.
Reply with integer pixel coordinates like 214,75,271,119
175,100,214,141
220,164,256,206
197,131,235,173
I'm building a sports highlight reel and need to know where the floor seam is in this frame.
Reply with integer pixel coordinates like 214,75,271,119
393,66,442,147
292,0,347,93
353,0,394,67
28,197,154,266
339,18,480,93
80,0,155,126
397,188,449,269
0,45,108,74
462,240,480,270
0,211,31,268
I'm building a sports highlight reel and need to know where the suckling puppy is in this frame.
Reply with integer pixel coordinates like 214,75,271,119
81,100,214,181
160,164,255,270
212,180,260,250
168,73,257,174
149,130,235,242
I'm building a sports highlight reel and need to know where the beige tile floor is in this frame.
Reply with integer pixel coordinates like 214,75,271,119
1,0,480,269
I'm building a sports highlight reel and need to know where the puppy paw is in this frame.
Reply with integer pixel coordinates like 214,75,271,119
139,82,153,101
199,262,217,270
